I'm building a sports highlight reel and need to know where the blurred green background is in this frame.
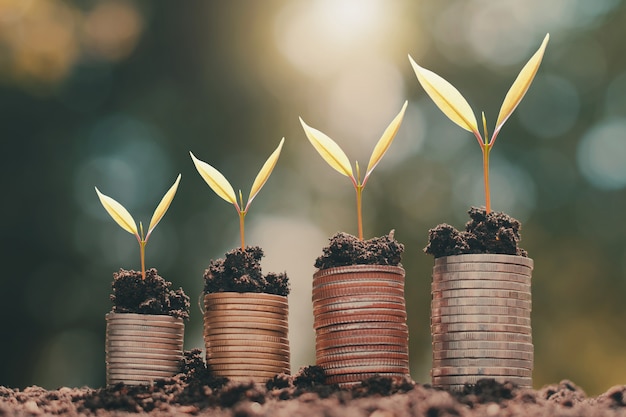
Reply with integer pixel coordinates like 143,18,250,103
1,0,625,396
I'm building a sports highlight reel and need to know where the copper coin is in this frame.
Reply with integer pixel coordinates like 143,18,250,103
106,352,182,362
432,358,532,369
317,351,409,363
433,348,533,361
326,372,408,386
203,327,287,337
106,312,183,323
106,329,184,340
204,333,288,343
203,320,288,333
106,360,181,371
316,321,407,334
207,345,290,355
319,358,409,369
432,332,532,343
432,366,532,378
432,280,530,292
210,363,288,373
205,338,289,349
431,323,531,334
313,294,406,306
313,283,404,297
315,343,409,356
106,379,157,386
432,297,531,309
313,303,406,317
203,310,287,320
106,340,183,350
433,263,531,275
105,318,184,330
433,341,533,351
205,292,287,303
105,324,184,335
321,365,409,376
313,265,404,279
432,271,531,285
313,279,404,291
106,337,184,347
315,307,407,321
316,328,408,341
208,351,290,361
208,357,289,368
316,335,407,349
434,254,533,268
431,305,530,317
314,313,407,329
107,367,178,376
432,375,532,387
215,371,283,379
432,289,531,301
430,314,530,326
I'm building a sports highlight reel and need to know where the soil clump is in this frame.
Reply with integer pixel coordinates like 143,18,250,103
425,207,528,258
315,230,404,270
203,246,289,296
111,268,190,320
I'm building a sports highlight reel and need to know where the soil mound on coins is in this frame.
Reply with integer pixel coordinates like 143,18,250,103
425,207,528,258
111,268,190,320
204,246,289,296
2,363,625,417
315,230,404,270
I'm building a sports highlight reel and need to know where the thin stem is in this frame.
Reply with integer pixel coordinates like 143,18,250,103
239,211,246,250
140,240,146,280
356,185,364,240
483,144,491,214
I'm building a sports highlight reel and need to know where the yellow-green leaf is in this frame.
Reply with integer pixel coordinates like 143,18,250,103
495,33,549,134
95,187,138,236
148,174,181,235
365,101,408,178
247,138,284,210
408,54,479,134
190,152,238,206
300,117,353,178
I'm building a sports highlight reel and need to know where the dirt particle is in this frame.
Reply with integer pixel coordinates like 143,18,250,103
315,230,404,270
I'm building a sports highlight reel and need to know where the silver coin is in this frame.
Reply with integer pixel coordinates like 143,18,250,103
431,375,532,386
106,330,184,340
431,305,530,317
433,341,533,351
105,318,184,330
105,324,183,335
432,280,530,292
432,289,531,301
106,341,183,350
106,379,156,386
208,351,290,361
207,345,290,355
432,271,531,285
321,364,409,376
432,332,532,343
432,348,533,361
316,321,408,335
432,358,532,369
106,312,183,324
434,254,534,268
204,292,287,304
433,263,531,275
431,323,531,334
107,368,178,377
432,366,532,378
430,315,531,326
432,297,531,309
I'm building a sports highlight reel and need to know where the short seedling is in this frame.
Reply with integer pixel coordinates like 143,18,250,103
190,138,285,250
95,174,181,280
300,101,408,240
409,34,549,213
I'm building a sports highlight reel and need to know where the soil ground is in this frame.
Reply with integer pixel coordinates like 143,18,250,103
314,230,404,270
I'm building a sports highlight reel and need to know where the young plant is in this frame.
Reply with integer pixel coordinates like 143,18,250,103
190,138,285,250
300,101,408,240
95,174,181,280
409,33,549,214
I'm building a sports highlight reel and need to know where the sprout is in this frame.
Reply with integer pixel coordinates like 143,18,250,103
300,101,408,240
95,174,181,280
190,138,285,250
409,33,549,214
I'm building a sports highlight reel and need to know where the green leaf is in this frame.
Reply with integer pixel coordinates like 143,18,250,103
190,152,238,207
365,101,408,180
247,138,284,211
95,187,138,236
409,54,479,135
300,117,354,179
495,33,549,136
148,174,181,236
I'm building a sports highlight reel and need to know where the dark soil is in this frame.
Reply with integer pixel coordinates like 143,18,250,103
204,246,289,296
1,354,625,417
111,268,190,320
424,207,528,258
315,230,404,270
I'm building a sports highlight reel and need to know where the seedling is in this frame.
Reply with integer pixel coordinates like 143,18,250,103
409,33,549,213
190,138,285,250
95,174,181,280
300,101,408,240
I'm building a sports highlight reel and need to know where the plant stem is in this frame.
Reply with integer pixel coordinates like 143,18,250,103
140,240,146,280
239,211,246,250
482,144,491,214
356,185,364,240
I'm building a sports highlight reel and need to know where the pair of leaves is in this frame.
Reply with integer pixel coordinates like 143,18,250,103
95,174,182,240
409,33,549,143
190,138,285,212
300,101,408,187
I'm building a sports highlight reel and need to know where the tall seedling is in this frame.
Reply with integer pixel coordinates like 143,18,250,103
409,34,549,213
300,101,408,240
190,138,285,250
96,174,181,280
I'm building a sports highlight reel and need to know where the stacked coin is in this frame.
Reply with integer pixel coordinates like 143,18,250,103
105,312,184,386
431,254,534,391
203,292,290,383
313,265,410,388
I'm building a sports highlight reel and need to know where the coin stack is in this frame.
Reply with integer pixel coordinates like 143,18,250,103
431,254,534,391
313,265,410,388
105,312,184,386
203,292,290,383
